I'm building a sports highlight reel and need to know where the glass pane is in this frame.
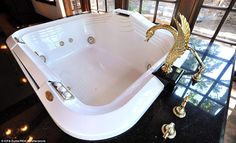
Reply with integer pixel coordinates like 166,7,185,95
90,0,97,11
193,8,225,37
71,0,82,15
155,2,175,24
203,0,232,8
98,0,105,11
217,12,236,43
142,0,156,22
107,0,115,12
128,0,140,12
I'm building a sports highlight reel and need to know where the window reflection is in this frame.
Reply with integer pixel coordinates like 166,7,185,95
208,41,235,60
186,90,204,106
190,77,214,94
189,35,211,52
200,99,223,116
209,83,228,104
203,56,226,79
175,85,186,97
181,52,202,71
179,75,191,86
174,37,234,116
220,64,233,85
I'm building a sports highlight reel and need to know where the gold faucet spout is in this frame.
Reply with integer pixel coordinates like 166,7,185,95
189,47,205,85
145,13,205,84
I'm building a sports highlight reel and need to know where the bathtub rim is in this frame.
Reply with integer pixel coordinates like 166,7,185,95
6,10,178,140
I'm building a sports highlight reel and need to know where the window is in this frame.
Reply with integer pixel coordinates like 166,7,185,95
128,0,178,24
192,0,236,45
90,0,115,13
71,0,82,15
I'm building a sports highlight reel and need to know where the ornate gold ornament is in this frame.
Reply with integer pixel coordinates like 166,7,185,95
146,13,205,84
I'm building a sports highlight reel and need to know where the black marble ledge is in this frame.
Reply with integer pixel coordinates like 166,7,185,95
0,35,235,143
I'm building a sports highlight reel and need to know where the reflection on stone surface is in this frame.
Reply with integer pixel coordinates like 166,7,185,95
186,90,204,106
179,75,191,86
189,35,210,52
220,64,233,85
209,83,229,104
174,85,186,97
174,33,235,116
181,52,199,71
200,99,224,116
190,77,214,94
208,42,235,60
203,56,227,79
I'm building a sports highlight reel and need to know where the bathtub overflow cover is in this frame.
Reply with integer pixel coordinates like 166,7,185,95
87,36,95,44
45,91,53,102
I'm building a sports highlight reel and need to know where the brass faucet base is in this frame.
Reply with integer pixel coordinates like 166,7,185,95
161,123,176,139
173,106,186,118
161,64,173,74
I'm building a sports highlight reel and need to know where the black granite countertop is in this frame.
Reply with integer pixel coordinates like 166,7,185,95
0,33,235,143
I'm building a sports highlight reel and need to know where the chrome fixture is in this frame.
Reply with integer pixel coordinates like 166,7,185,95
146,13,205,84
161,122,176,139
173,95,190,118
34,51,46,63
50,81,73,100
14,37,25,44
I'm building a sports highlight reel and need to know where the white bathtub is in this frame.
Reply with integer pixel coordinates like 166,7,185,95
7,9,174,140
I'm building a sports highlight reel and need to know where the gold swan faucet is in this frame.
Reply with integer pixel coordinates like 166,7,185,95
146,13,205,84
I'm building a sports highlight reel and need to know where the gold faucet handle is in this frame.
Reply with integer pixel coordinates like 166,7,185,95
173,95,189,118
162,122,176,139
181,95,190,108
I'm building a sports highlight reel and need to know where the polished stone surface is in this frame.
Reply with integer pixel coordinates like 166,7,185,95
0,33,235,142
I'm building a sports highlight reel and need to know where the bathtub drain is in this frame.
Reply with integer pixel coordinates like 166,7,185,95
87,36,95,44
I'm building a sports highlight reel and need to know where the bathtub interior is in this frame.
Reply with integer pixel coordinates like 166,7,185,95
21,13,173,106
